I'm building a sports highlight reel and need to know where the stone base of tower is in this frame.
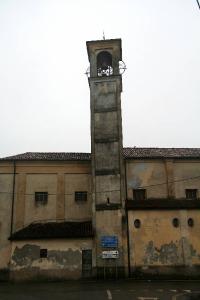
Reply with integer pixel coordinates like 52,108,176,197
93,209,129,279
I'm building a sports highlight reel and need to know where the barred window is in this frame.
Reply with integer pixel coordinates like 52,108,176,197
75,191,87,202
40,248,47,258
133,189,146,201
185,189,197,200
35,192,48,205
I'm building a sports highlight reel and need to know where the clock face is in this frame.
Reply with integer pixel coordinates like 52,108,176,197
119,61,126,74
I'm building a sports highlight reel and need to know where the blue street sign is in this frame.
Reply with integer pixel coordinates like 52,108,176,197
100,236,118,248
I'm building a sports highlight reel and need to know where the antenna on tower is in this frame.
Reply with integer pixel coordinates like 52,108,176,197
103,31,105,40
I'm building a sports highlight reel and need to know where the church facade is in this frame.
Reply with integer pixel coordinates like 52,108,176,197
0,39,200,281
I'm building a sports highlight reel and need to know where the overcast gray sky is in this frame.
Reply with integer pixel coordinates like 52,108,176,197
0,0,200,157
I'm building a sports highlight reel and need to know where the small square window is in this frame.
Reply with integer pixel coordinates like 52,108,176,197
40,248,47,258
185,189,197,200
133,189,146,201
75,191,87,202
35,192,48,205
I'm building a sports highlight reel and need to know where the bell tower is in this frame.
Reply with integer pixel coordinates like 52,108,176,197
86,39,127,278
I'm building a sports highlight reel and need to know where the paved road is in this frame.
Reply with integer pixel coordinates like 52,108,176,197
0,280,200,300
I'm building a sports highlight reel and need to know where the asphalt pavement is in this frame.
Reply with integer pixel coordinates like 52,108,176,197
0,280,200,300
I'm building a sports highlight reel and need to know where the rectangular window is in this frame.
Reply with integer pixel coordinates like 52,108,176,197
40,248,47,258
75,191,87,202
185,189,197,200
133,189,146,201
35,192,48,205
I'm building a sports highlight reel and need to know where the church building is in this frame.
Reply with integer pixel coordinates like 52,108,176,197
0,39,200,281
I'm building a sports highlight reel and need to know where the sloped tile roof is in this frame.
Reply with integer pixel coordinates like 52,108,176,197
9,221,94,240
0,152,91,161
1,148,200,161
123,147,200,159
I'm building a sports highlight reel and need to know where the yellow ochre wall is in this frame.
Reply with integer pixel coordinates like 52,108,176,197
1,158,200,280
0,160,92,279
12,161,92,231
126,159,200,277
128,210,200,276
126,159,200,199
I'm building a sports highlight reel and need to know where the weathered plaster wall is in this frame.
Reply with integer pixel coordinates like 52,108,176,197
95,210,124,267
0,163,13,278
128,209,200,276
126,159,200,200
0,160,93,281
95,174,121,203
65,173,92,220
24,174,57,226
10,239,93,280
174,161,200,198
11,161,91,230
126,160,168,199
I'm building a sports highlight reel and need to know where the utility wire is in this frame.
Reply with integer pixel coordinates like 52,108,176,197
0,190,120,196
0,175,200,195
196,0,200,10
137,174,200,189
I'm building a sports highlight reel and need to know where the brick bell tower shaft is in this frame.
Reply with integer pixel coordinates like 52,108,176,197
86,39,127,278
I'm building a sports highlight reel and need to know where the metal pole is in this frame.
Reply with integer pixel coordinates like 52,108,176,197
10,161,16,237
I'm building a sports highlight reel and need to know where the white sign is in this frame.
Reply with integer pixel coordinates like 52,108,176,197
102,250,119,259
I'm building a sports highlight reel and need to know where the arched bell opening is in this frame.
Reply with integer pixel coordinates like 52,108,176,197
97,51,113,77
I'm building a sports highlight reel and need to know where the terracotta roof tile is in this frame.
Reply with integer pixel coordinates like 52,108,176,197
123,147,200,159
0,152,91,161
1,148,200,161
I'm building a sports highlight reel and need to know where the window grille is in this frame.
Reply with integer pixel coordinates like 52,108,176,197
133,189,146,201
75,191,87,202
185,189,197,200
35,192,48,205
40,249,47,258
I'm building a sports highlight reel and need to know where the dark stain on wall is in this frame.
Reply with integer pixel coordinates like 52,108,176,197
143,241,180,265
12,244,81,268
12,244,40,266
128,176,142,190
48,249,81,266
143,238,200,265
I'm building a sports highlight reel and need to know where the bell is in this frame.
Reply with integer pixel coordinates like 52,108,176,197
101,61,109,70
97,51,112,70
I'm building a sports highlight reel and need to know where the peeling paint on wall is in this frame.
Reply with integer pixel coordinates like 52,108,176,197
143,238,200,266
12,244,40,267
48,249,81,266
12,244,81,269
128,176,142,189
143,240,180,265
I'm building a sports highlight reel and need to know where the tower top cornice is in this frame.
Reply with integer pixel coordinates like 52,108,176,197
86,39,122,62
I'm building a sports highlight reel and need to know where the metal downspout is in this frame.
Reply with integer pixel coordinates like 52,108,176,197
10,161,16,237
125,160,131,277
